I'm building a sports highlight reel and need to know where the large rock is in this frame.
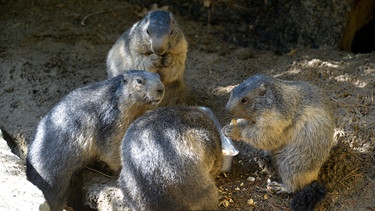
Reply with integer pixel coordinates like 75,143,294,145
132,0,354,52
83,170,129,211
0,129,49,211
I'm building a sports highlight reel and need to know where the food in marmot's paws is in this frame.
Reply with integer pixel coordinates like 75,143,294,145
230,119,237,126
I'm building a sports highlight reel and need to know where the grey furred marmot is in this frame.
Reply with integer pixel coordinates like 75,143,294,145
222,74,334,211
26,70,164,211
107,10,188,106
119,106,223,210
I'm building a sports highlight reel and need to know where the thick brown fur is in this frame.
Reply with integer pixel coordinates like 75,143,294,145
26,70,164,211
222,74,334,211
107,10,188,106
119,106,223,210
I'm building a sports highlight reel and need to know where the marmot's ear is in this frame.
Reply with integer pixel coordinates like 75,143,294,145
123,78,128,84
259,83,267,96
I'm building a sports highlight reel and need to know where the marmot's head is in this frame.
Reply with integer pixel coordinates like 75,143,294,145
225,74,283,122
115,70,165,107
141,10,177,55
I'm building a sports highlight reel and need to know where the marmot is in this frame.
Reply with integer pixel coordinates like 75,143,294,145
106,10,188,106
222,74,334,211
119,106,223,210
26,70,164,211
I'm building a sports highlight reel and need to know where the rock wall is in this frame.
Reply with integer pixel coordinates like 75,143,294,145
131,0,354,52
0,129,49,211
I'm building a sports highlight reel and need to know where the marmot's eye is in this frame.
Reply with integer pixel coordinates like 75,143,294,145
136,78,144,84
170,30,173,35
241,97,248,104
146,29,150,35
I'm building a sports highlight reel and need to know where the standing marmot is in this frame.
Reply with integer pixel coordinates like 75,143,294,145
106,10,188,106
222,74,334,211
119,106,223,210
26,70,164,211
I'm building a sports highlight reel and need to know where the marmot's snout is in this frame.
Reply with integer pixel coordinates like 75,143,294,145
152,41,167,55
149,83,165,105
156,84,165,100
225,100,236,116
157,86,164,97
225,103,231,114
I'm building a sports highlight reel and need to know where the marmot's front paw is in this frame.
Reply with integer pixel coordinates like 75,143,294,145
266,179,288,194
161,53,172,67
150,54,162,67
222,124,242,141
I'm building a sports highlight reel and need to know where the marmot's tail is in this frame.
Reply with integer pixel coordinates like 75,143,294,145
291,181,326,211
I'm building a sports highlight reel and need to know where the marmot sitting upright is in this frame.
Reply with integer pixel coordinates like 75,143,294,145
26,70,164,211
222,74,334,211
119,106,223,210
107,10,188,106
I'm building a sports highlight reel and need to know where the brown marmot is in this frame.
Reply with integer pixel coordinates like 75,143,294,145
106,10,188,106
119,106,223,210
26,70,164,211
222,74,334,211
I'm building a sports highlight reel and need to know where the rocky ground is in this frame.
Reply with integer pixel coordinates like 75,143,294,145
1,1,374,210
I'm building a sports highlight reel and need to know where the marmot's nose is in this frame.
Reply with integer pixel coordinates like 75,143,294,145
156,84,165,98
225,102,233,114
157,88,164,97
151,38,168,55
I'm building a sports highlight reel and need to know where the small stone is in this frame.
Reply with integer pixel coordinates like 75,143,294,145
247,176,256,182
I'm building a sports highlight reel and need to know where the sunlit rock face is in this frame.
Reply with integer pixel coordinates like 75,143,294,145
0,129,50,211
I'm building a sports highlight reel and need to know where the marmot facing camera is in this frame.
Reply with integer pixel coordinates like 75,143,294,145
107,10,188,105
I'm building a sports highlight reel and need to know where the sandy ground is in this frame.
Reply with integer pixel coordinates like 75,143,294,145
1,1,374,210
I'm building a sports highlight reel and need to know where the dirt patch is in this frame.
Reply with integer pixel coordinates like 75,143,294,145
1,1,374,210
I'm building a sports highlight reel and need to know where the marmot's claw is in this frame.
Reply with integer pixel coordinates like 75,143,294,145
267,180,288,195
161,53,172,67
221,125,232,137
150,54,162,67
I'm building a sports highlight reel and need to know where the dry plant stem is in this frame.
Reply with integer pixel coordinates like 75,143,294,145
84,166,116,179
81,10,107,26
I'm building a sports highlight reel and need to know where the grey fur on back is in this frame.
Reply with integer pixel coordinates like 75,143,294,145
119,106,223,210
223,73,334,210
106,10,188,105
26,70,164,211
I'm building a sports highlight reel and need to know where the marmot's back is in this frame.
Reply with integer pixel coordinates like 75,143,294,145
119,106,222,210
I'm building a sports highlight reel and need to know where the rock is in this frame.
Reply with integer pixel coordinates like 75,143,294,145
0,129,49,211
231,47,255,60
82,171,128,211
